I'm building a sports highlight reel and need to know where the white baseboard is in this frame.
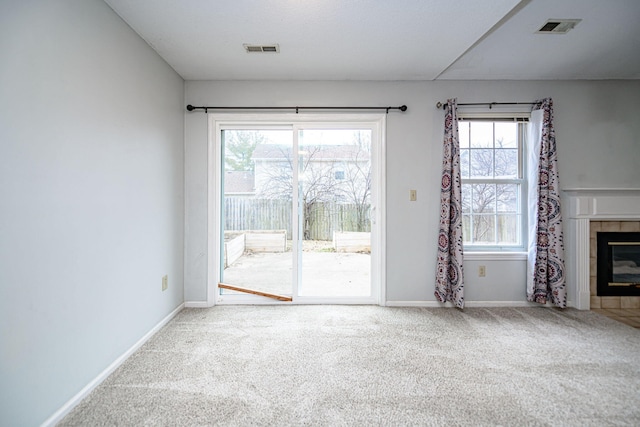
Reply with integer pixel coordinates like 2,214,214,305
385,300,552,308
184,300,211,308
41,303,185,427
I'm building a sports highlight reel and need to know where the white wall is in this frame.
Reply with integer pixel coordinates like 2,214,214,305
184,80,640,305
0,1,184,425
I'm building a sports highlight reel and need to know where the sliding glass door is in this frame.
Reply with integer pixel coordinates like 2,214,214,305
297,128,372,297
213,115,383,304
219,129,294,297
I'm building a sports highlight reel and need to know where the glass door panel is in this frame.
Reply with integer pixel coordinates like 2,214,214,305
297,129,372,297
220,129,294,297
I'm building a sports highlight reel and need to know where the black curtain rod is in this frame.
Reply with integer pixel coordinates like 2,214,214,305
435,101,535,110
186,104,407,114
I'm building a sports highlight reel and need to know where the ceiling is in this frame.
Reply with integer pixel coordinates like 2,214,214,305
103,0,640,81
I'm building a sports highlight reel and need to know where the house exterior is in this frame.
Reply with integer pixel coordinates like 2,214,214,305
251,144,370,204
223,170,255,197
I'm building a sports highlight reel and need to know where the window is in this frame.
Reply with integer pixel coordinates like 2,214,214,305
459,117,527,250
210,113,387,305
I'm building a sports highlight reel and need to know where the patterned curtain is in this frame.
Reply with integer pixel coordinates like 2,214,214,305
526,98,567,308
435,99,465,309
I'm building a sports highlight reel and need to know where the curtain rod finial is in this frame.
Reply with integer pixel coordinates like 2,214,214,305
399,105,407,112
436,101,443,109
186,104,195,111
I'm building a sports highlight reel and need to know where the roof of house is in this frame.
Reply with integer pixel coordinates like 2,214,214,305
252,145,369,161
224,170,255,193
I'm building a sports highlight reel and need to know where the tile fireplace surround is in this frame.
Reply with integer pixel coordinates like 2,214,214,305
590,221,640,309
565,189,640,310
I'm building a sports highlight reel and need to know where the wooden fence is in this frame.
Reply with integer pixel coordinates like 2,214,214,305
224,197,370,241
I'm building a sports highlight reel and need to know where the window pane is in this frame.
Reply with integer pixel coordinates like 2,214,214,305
459,118,525,249
221,129,293,296
494,148,518,178
472,183,496,213
473,215,495,244
460,149,469,178
469,122,493,148
459,122,469,148
497,214,518,244
496,184,518,212
461,184,471,213
470,149,494,178
495,122,517,148
463,214,472,243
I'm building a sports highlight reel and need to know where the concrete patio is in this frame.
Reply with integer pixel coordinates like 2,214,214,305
221,246,371,298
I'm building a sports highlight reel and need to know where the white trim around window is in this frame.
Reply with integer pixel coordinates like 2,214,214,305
463,252,527,261
206,113,387,307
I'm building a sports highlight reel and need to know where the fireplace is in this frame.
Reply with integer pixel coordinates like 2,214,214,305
597,232,640,296
565,189,640,309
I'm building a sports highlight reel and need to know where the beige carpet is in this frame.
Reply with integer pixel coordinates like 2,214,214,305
59,306,640,426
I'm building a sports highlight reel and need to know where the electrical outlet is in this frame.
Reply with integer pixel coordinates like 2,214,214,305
478,266,486,277
162,275,168,291
410,190,417,201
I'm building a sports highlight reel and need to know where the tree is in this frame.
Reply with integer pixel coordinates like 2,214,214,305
224,130,265,171
258,145,342,239
337,133,371,232
351,130,371,153
461,137,518,243
257,143,371,240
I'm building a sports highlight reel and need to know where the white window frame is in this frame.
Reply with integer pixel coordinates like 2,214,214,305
458,112,529,252
206,113,387,306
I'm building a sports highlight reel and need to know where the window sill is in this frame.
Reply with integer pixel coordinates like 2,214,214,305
463,252,527,261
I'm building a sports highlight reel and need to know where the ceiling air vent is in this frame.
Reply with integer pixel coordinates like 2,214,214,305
536,19,581,34
243,44,280,53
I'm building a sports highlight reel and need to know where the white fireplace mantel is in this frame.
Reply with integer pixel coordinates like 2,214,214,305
564,189,640,309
